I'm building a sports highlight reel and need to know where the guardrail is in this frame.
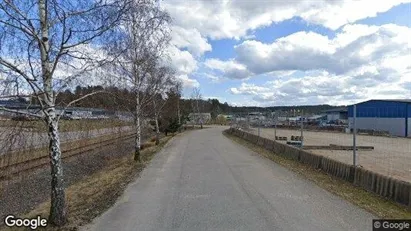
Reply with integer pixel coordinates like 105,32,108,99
226,128,411,210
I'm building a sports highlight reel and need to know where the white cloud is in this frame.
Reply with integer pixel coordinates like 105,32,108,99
300,0,410,30
228,68,411,106
207,23,411,80
200,73,221,83
204,58,252,79
168,46,197,74
176,74,199,88
162,0,410,41
229,83,270,95
167,46,199,88
171,26,212,57
159,1,411,104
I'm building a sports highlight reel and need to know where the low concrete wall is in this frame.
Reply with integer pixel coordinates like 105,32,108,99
272,140,286,157
257,137,265,146
321,157,355,182
249,134,259,144
299,150,322,169
263,138,275,151
226,128,411,209
354,168,411,207
282,145,300,161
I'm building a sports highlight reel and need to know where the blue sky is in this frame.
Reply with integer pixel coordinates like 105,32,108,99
163,1,411,106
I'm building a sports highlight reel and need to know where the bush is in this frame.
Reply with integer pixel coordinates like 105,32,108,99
164,118,181,134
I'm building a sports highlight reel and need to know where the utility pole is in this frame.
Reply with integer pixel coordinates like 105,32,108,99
353,104,357,166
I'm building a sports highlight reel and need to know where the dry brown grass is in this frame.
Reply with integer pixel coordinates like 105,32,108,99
1,135,173,231
0,132,134,175
223,131,411,219
0,119,133,132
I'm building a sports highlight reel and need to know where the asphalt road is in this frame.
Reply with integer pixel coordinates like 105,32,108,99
84,127,375,231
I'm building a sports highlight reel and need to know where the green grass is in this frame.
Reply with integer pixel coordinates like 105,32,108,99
223,131,411,219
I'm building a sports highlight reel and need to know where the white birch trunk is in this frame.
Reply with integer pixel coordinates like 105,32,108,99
154,112,160,145
38,0,67,225
177,98,181,132
152,100,160,145
134,93,142,162
46,110,67,226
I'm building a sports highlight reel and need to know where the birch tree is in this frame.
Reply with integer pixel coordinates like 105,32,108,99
191,87,203,129
150,66,175,145
174,81,182,128
0,0,128,226
113,0,171,162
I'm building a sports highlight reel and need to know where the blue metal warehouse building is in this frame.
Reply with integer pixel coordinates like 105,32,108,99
348,99,411,137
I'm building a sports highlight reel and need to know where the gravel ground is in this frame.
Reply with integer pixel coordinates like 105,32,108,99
0,132,153,226
250,127,411,182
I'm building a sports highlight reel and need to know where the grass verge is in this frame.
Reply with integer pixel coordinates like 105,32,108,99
0,119,133,132
223,131,411,219
2,135,173,231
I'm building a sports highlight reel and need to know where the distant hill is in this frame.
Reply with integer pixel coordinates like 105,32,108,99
226,104,344,116
50,85,345,119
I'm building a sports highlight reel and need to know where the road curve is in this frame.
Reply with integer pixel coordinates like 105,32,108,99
83,127,375,231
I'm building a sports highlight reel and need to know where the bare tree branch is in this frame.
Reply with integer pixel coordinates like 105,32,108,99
0,106,43,118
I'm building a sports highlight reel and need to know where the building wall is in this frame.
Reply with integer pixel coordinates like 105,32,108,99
348,100,408,118
347,100,411,137
408,118,411,137
348,117,405,137
189,113,211,123
407,105,411,137
327,112,340,121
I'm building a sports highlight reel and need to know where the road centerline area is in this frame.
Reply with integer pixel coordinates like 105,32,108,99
84,127,375,231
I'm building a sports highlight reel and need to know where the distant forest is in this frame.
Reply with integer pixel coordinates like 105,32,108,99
53,86,343,119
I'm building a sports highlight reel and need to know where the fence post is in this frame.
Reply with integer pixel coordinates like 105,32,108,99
353,104,357,167
274,113,277,140
300,110,304,148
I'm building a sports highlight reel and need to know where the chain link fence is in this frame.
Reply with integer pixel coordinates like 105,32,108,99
0,118,161,182
230,109,411,183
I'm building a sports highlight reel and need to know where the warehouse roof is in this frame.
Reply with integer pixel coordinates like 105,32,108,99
351,99,411,106
368,99,411,103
